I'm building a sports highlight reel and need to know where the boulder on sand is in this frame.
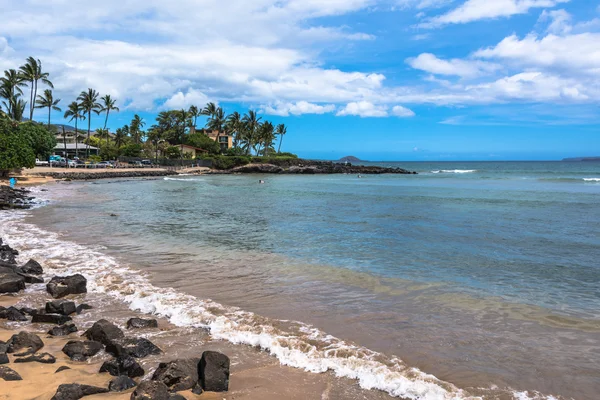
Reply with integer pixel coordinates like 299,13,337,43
6,332,44,356
0,306,28,321
0,270,25,293
51,383,109,400
83,319,124,345
126,317,158,329
152,358,199,392
0,365,22,381
47,274,87,298
46,300,77,316
17,272,44,284
62,340,104,361
109,376,137,392
32,313,72,325
199,351,230,392
48,322,78,336
130,380,170,400
20,259,43,275
105,337,161,358
100,355,145,378
15,352,56,364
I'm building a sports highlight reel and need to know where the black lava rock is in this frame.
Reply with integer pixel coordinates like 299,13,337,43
48,322,78,336
199,351,230,392
15,352,56,364
6,331,44,356
46,274,87,299
75,304,93,314
109,375,137,392
20,259,43,275
100,355,144,378
51,383,109,400
46,300,77,316
0,306,28,321
0,365,22,381
0,270,25,293
131,380,170,400
105,337,161,358
152,358,199,392
61,340,104,361
83,319,124,345
55,366,71,373
32,313,72,325
126,317,158,329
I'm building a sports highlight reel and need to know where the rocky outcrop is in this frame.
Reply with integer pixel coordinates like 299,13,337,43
199,351,230,392
32,170,173,181
100,355,145,378
0,269,25,293
152,358,199,392
230,164,284,173
83,319,124,345
62,341,104,361
126,317,158,329
0,186,34,210
6,332,44,356
51,383,109,400
47,274,87,298
214,159,417,175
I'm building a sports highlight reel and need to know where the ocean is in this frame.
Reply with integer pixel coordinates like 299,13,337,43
1,161,599,399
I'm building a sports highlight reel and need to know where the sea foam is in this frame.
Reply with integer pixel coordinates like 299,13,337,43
431,170,477,174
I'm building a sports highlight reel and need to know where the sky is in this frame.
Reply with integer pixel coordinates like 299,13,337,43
1,0,599,161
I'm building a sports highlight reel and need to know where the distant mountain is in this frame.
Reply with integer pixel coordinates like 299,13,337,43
562,157,600,162
338,156,364,163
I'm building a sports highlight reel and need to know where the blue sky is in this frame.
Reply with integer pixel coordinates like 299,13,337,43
1,0,599,160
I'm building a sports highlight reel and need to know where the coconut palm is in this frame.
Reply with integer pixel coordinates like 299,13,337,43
201,102,218,118
64,101,86,159
242,110,261,155
77,88,102,158
256,121,275,156
19,57,53,121
276,123,287,153
114,127,127,150
206,107,225,133
189,105,201,129
130,114,145,144
100,95,119,146
226,111,242,148
35,89,61,128
0,69,27,119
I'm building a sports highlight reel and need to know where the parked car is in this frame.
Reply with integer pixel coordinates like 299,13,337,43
97,161,112,168
74,160,86,168
35,158,49,166
141,159,153,166
133,161,143,168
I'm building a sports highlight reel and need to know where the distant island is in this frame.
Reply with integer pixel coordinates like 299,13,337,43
338,156,364,163
562,157,600,162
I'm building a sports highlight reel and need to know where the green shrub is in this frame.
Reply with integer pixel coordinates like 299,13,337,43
0,118,35,177
120,143,143,157
88,155,102,163
18,122,57,159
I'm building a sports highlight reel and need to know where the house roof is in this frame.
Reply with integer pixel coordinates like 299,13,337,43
54,144,99,150
180,145,208,152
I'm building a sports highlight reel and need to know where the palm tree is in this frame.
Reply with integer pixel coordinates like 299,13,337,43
19,57,53,121
256,121,275,156
64,101,86,159
100,95,119,146
226,111,242,148
206,107,225,133
35,89,61,128
130,114,145,144
276,123,287,153
242,110,261,155
114,127,127,150
77,88,101,158
0,69,27,119
189,105,201,129
201,102,218,118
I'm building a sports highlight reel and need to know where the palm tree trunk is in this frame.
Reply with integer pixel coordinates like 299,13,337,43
63,126,67,161
75,119,79,159
29,80,34,121
32,80,38,121
86,111,91,158
47,106,51,128
278,135,283,153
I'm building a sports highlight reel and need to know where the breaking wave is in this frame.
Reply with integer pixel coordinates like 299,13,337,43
431,170,477,174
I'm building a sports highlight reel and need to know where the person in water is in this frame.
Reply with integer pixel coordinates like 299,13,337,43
259,180,265,184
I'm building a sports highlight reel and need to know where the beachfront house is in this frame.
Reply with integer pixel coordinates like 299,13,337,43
206,130,233,151
180,145,207,159
52,129,99,158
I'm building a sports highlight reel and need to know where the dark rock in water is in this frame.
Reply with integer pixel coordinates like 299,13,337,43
7,331,44,355
17,272,44,284
75,304,93,314
15,352,56,364
0,186,34,210
130,380,170,400
21,259,43,275
0,306,28,321
62,340,104,361
0,241,19,264
109,375,137,392
199,351,230,392
105,337,161,359
51,383,109,400
126,317,158,329
32,313,72,325
55,366,71,373
0,353,8,364
0,365,22,381
230,163,284,173
48,322,78,336
19,307,38,316
83,319,124,345
46,300,77,316
0,270,26,293
100,355,144,378
47,274,87,298
192,383,204,394
152,358,199,392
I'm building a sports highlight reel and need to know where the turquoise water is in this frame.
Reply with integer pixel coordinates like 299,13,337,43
21,161,600,399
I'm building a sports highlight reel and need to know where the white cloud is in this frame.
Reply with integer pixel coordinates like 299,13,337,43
421,0,570,28
337,101,389,117
538,9,572,34
407,53,500,78
391,105,416,117
262,101,336,116
162,89,213,110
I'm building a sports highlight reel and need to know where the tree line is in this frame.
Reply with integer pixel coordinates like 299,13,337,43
1,57,290,162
